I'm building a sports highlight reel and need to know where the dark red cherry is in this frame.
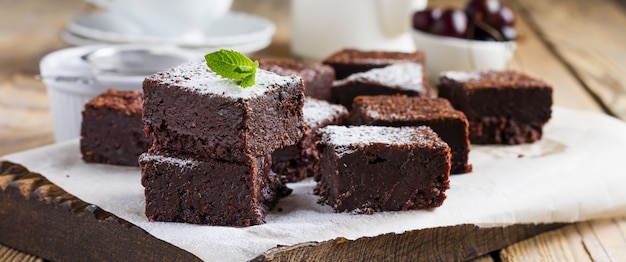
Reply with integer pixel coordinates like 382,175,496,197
412,8,443,32
500,26,517,41
465,0,501,19
486,5,515,28
429,9,469,39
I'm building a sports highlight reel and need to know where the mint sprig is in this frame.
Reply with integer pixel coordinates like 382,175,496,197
204,49,259,88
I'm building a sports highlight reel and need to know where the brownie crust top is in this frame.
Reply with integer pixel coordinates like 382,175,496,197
353,96,466,122
145,61,301,99
334,63,427,92
323,49,425,65
85,89,143,114
303,98,348,130
319,125,448,156
440,70,551,89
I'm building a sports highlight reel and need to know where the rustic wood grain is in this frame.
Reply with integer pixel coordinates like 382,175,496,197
513,0,626,119
500,217,626,261
0,161,202,262
0,74,53,156
0,244,42,262
253,223,564,262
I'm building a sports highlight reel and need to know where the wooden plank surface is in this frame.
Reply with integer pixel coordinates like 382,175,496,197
505,0,602,112
252,224,564,262
501,217,626,261
0,0,86,155
514,0,626,119
0,161,202,262
0,75,53,156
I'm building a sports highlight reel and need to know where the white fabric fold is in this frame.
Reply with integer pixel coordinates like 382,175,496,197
4,107,626,261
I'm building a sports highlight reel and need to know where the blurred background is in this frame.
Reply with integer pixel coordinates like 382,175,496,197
1,0,625,153
0,0,291,155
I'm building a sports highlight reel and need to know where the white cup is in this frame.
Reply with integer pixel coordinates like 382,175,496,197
88,0,233,39
291,0,428,61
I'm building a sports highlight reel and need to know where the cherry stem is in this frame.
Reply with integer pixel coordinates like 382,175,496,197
471,14,505,41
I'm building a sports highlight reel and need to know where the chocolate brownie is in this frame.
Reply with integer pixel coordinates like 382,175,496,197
315,125,450,214
142,61,305,162
350,95,471,174
80,89,152,166
322,49,426,80
438,71,553,144
259,59,335,101
271,98,348,182
139,150,291,227
331,63,431,109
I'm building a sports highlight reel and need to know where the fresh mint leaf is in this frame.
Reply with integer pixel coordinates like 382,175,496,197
204,49,258,88
234,65,254,74
240,73,256,88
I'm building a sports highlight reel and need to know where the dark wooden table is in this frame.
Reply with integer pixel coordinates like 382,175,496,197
1,0,625,261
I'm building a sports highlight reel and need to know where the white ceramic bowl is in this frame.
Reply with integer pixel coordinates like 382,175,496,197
40,45,200,142
412,29,516,81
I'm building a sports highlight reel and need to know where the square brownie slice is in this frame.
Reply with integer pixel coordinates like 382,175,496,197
322,49,426,80
271,97,348,182
259,59,335,101
315,125,450,214
350,95,471,174
438,71,553,144
80,89,152,166
139,150,291,227
142,61,305,162
331,63,431,110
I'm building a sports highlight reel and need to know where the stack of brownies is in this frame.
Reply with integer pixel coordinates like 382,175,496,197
138,61,305,227
76,47,555,226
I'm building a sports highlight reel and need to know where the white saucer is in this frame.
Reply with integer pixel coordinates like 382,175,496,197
65,11,275,49
62,30,272,54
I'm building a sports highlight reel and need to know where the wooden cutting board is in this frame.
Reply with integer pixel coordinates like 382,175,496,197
0,160,564,261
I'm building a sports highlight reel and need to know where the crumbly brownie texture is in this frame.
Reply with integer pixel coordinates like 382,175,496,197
315,125,451,214
438,71,553,144
259,59,335,101
80,89,152,166
139,150,291,227
350,95,471,174
142,61,305,162
331,63,431,109
322,49,426,80
272,98,348,182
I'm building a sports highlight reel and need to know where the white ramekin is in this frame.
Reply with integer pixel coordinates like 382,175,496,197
39,45,199,142
412,29,517,81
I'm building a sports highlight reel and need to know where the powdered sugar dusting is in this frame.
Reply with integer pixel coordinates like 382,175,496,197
139,152,199,169
336,63,425,92
443,71,481,82
303,98,348,129
319,125,446,157
146,61,299,99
